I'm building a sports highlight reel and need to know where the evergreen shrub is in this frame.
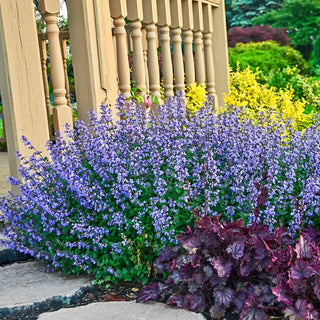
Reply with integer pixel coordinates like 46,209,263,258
229,41,308,75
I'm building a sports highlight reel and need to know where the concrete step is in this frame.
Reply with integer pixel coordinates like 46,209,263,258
37,301,206,320
0,261,94,320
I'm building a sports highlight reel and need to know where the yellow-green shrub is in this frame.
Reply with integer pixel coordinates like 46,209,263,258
185,83,207,115
223,67,313,130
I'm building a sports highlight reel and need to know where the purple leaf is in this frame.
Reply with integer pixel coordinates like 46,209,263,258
303,226,320,246
136,282,165,302
227,241,245,260
223,219,244,229
254,239,271,262
209,302,226,319
240,258,256,277
290,259,312,280
184,292,205,312
275,244,293,268
213,257,232,278
284,299,308,320
214,288,234,307
289,279,306,295
177,227,201,252
167,294,184,308
240,295,267,320
235,289,248,312
203,265,213,278
307,303,319,320
295,235,313,259
154,246,179,273
209,273,221,287
273,227,293,245
179,262,194,280
314,279,320,301
256,284,275,305
272,280,294,305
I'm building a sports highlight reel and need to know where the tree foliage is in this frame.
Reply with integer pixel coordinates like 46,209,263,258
228,25,290,47
225,0,283,28
252,0,320,59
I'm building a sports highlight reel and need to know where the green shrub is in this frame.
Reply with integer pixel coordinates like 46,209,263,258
312,34,320,69
229,41,309,74
259,66,320,113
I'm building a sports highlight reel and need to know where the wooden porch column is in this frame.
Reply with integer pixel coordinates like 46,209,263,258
66,0,119,121
212,0,230,107
39,0,73,132
0,0,50,188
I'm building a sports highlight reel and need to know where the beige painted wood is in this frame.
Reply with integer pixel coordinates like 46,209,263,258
170,0,184,92
142,29,149,93
38,37,53,131
39,0,73,133
203,3,218,109
193,1,205,85
0,0,50,189
109,0,131,100
60,38,72,109
127,0,146,96
182,0,195,86
66,0,118,121
93,0,119,107
143,0,161,101
157,0,174,99
211,0,230,107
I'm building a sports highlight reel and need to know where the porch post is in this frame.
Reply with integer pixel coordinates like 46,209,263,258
66,0,119,122
0,0,50,191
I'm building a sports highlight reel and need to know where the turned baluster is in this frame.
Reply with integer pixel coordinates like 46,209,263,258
182,0,195,86
38,36,53,121
157,0,174,99
126,0,146,97
109,0,131,99
203,3,218,109
170,0,184,92
192,1,205,85
39,0,73,133
142,28,149,93
142,0,161,103
60,36,72,109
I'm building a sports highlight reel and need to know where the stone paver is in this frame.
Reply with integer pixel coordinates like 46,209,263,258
0,234,30,265
0,261,94,319
37,301,207,320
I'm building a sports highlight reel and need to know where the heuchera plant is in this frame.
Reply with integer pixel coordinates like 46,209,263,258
137,213,320,319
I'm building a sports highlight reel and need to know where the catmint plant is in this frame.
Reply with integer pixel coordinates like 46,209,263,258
1,91,320,284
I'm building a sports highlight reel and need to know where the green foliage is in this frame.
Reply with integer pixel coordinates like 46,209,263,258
228,41,308,74
185,83,207,115
224,67,314,131
225,0,283,28
252,0,320,59
259,66,320,112
312,34,320,68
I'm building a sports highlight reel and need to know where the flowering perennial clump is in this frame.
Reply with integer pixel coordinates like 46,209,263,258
1,92,320,284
